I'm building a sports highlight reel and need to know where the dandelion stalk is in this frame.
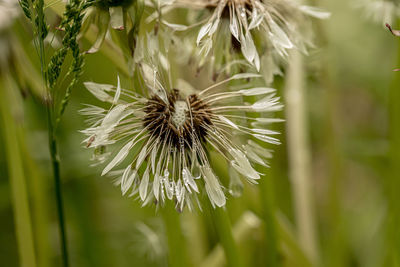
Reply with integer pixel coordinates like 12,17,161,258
161,203,187,267
209,207,244,267
200,211,261,267
259,173,279,266
284,50,319,263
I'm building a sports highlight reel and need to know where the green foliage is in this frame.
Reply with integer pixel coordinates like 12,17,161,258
16,1,94,266
97,0,135,9
48,0,93,124
2,0,400,267
18,0,31,20
33,0,48,40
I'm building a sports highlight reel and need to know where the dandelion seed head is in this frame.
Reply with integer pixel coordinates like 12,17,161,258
159,0,329,80
81,65,282,210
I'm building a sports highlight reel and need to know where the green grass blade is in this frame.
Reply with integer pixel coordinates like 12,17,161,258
0,74,37,267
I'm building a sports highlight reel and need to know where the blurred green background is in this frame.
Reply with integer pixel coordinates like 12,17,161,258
1,0,399,266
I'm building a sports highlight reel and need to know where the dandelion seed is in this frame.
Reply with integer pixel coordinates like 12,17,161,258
81,66,282,210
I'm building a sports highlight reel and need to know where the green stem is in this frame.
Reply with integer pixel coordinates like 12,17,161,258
275,212,313,267
209,207,244,267
200,211,261,267
161,202,187,267
33,0,69,264
47,109,69,267
259,174,279,267
205,151,244,267
284,50,319,263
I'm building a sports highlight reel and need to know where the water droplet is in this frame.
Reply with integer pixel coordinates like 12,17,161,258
240,7,246,18
229,167,244,198
164,169,169,178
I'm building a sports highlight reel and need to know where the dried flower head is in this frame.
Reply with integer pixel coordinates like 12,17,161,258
81,65,282,211
161,0,329,81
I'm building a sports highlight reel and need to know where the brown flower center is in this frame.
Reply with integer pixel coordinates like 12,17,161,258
143,89,213,148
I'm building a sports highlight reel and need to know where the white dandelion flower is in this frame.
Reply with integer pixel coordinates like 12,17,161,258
81,66,282,211
178,0,330,78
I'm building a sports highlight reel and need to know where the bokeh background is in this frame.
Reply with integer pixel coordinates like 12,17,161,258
1,0,399,266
